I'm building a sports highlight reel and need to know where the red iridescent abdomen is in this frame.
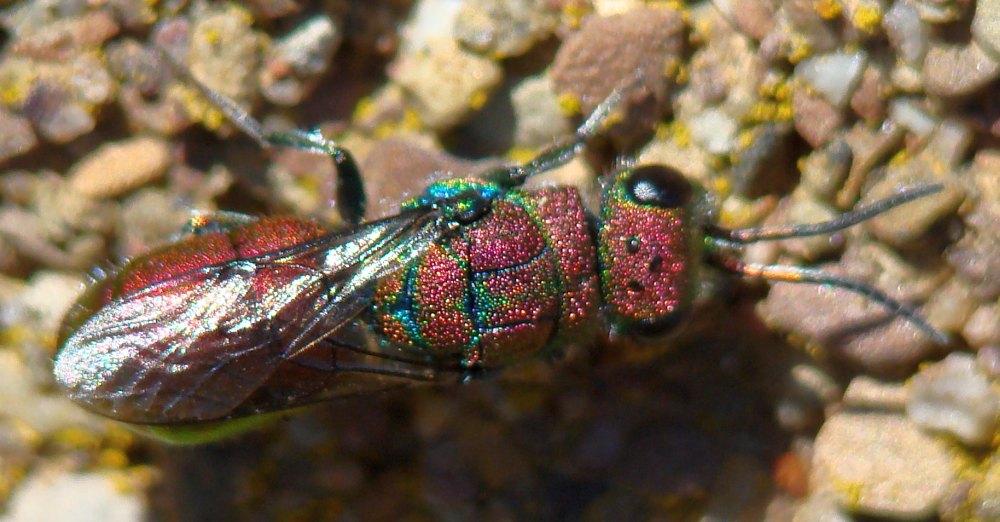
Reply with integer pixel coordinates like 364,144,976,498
373,183,600,368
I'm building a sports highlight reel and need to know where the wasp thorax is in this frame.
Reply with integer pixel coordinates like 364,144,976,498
598,166,701,336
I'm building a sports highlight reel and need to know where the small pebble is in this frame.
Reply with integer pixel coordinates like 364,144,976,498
391,39,502,130
510,74,570,149
964,302,1000,348
907,353,1000,447
923,41,1000,98
67,137,171,199
888,97,937,137
0,108,38,164
849,65,887,122
777,190,843,260
688,108,738,155
842,376,909,410
884,1,930,64
922,278,978,334
908,0,967,23
972,0,1000,60
795,51,868,108
812,412,955,518
9,271,83,333
799,140,852,201
398,0,466,53
1,468,146,522
453,0,559,58
863,156,964,247
187,5,261,109
550,7,685,114
730,0,777,41
792,88,843,147
259,15,341,106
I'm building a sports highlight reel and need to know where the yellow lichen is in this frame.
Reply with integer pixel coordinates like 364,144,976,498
788,36,813,64
400,107,424,131
0,464,26,502
557,92,582,116
352,96,376,122
668,120,691,147
832,479,864,507
52,426,103,450
712,176,731,198
469,89,489,111
737,129,755,151
561,2,591,30
814,0,842,19
506,146,539,164
0,63,35,107
97,448,129,469
852,5,883,34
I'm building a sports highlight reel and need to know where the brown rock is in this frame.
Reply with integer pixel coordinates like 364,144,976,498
551,7,685,114
731,0,778,40
792,88,844,147
850,65,887,123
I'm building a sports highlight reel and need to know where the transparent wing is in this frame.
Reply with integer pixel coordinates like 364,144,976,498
54,210,450,424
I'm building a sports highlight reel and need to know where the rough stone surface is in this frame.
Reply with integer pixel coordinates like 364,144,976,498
812,412,955,519
453,0,559,58
391,39,502,130
923,41,1000,97
792,88,843,147
551,7,685,114
0,468,145,522
907,353,1000,446
0,108,37,164
795,51,867,108
67,137,171,199
972,0,1000,60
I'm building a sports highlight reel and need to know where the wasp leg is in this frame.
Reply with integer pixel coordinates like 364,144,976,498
484,77,644,188
181,211,259,237
706,251,952,345
157,48,366,226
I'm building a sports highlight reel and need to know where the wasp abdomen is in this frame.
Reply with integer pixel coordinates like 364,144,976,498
374,185,599,368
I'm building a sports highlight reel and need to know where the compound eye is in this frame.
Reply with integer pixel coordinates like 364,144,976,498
624,166,692,209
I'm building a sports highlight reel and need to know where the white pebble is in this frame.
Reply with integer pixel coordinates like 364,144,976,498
907,353,1000,447
688,108,737,155
795,51,868,108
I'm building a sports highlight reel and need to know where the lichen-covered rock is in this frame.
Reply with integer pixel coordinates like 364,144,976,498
391,39,502,130
453,0,560,58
